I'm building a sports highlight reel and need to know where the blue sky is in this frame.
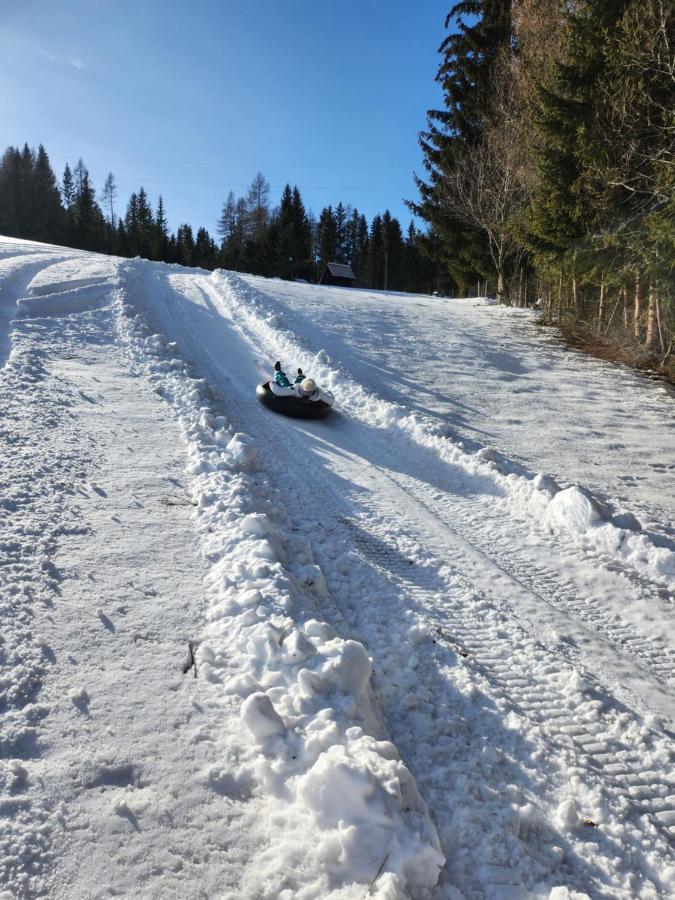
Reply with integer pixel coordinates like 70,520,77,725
1,1,450,234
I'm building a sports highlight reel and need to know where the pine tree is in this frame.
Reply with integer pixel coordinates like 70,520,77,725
71,160,104,250
101,173,118,227
153,195,169,260
524,0,630,267
176,224,194,266
125,193,139,254
317,206,338,275
366,215,384,289
334,202,348,261
382,211,404,291
31,145,64,243
61,163,75,211
136,187,154,257
194,226,218,269
410,1,512,290
0,148,21,236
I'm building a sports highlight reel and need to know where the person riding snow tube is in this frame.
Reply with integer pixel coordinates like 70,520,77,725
257,369,334,419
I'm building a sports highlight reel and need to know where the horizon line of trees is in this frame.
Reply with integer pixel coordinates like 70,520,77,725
411,0,674,368
0,143,441,294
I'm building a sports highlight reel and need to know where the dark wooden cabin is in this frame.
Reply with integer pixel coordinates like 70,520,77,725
319,262,355,288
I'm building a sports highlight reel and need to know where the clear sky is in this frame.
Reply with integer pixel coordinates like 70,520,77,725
1,0,450,235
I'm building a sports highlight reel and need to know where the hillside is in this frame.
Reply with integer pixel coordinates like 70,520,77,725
1,236,674,899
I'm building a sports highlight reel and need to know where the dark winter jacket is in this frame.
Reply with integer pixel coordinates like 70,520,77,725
274,370,291,388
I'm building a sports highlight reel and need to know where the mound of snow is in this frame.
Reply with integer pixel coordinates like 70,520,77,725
545,486,604,533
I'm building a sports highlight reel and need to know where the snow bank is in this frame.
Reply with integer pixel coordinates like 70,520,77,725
17,282,111,318
211,271,675,592
114,261,444,898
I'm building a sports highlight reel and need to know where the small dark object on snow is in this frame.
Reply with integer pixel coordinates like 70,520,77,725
256,381,334,420
182,641,197,677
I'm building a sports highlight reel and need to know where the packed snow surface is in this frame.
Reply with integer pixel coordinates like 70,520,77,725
0,236,674,900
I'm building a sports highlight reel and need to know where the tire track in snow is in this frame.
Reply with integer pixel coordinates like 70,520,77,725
336,487,675,852
395,473,675,688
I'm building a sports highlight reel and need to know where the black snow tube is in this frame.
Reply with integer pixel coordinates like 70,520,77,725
256,382,334,419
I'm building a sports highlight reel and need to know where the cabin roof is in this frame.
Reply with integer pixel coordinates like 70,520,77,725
325,262,355,279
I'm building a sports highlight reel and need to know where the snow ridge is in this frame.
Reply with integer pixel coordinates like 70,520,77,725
212,270,674,591
114,263,444,899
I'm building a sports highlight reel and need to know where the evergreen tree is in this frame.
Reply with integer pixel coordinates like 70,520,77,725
334,202,348,260
0,148,20,236
61,163,75,211
31,145,63,243
125,193,139,254
382,211,404,291
176,224,195,266
366,215,384,288
410,1,512,290
153,195,169,260
194,226,218,269
71,160,104,250
317,206,338,275
524,0,631,268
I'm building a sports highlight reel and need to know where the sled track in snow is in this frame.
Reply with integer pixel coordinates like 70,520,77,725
340,511,675,851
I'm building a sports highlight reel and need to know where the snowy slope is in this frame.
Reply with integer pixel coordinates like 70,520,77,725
0,237,674,900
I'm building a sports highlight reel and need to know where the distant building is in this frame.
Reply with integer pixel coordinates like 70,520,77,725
319,262,355,288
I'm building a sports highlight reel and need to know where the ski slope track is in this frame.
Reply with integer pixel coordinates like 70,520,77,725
0,236,674,899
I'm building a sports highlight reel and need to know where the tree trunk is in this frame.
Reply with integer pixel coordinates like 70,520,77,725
645,283,659,351
654,287,666,352
622,287,629,329
634,274,642,338
572,276,578,312
557,271,563,320
597,276,605,333
497,269,505,304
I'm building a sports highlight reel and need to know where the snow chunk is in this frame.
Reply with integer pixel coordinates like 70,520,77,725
226,432,257,470
68,686,89,706
303,619,337,643
239,513,272,537
546,486,604,533
533,473,560,495
332,640,372,697
298,748,376,827
241,692,286,741
555,799,580,831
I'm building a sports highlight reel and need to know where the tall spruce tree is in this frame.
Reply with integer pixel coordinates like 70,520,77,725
154,195,169,260
410,1,512,290
524,0,631,270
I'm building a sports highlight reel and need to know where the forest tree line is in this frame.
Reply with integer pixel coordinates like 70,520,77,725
0,146,438,294
1,0,672,373
412,0,674,372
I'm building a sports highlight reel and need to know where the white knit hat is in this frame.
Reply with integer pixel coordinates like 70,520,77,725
301,378,317,394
